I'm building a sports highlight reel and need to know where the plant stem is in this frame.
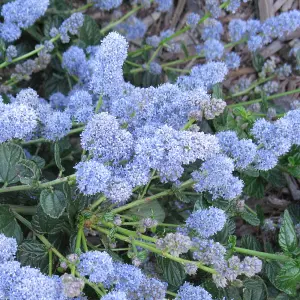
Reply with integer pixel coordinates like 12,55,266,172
100,5,141,35
227,88,300,108
21,126,85,146
90,195,106,211
139,170,156,199
111,179,194,214
227,75,276,99
233,247,291,262
0,174,76,194
0,35,61,69
81,230,89,252
8,205,37,215
48,249,53,276
181,118,195,130
93,225,217,274
13,211,105,296
100,220,157,243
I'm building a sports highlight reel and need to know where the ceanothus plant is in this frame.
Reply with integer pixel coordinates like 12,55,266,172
0,0,300,299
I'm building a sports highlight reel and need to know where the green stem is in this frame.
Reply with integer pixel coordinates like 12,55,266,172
122,221,179,227
0,174,76,194
164,67,190,73
95,95,103,113
227,75,276,99
166,291,177,297
181,118,195,130
90,195,106,211
111,179,194,214
48,249,53,276
81,230,89,252
93,225,217,274
139,170,156,199
0,35,60,69
100,220,157,243
21,126,84,146
8,205,37,215
227,88,300,108
233,247,291,262
13,211,105,296
100,5,141,35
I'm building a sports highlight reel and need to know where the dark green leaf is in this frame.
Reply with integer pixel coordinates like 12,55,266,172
16,159,41,186
44,73,69,98
40,189,67,218
32,205,67,234
279,210,298,254
275,259,300,296
264,261,281,289
240,210,260,226
287,203,300,223
243,276,268,300
275,293,290,300
78,15,101,46
260,168,286,188
31,156,46,169
0,205,23,243
157,257,186,288
0,143,25,185
17,239,49,274
128,200,165,223
212,83,224,99
67,192,89,228
242,175,265,199
214,218,235,244
241,235,262,251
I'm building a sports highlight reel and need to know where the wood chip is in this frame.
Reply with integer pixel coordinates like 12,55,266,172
260,40,283,58
273,0,287,12
282,0,294,11
258,0,274,21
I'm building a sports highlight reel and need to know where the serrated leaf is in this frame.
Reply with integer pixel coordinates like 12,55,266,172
260,168,286,188
0,205,23,243
31,155,45,169
157,257,186,288
241,235,262,251
240,210,260,226
17,239,49,274
279,210,298,254
128,200,165,223
242,175,265,199
275,259,300,296
32,205,67,234
16,159,41,186
0,143,25,185
264,261,281,289
287,203,300,223
78,15,101,46
40,189,67,218
243,276,267,300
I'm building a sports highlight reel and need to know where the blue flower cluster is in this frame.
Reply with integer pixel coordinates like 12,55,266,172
0,0,49,42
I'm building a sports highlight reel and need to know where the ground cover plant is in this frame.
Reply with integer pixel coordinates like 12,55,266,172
0,0,300,299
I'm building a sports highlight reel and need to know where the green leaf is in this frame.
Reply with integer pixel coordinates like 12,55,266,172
128,200,165,223
157,256,186,288
288,203,300,223
241,235,262,251
17,239,49,274
212,83,224,99
264,261,281,289
0,143,25,185
242,175,265,199
54,143,65,173
31,155,46,169
44,72,69,98
275,259,300,296
0,205,23,243
279,210,298,254
240,210,260,226
32,205,67,234
243,276,268,300
252,52,264,72
40,189,67,219
16,159,41,186
214,218,235,244
78,15,101,46
260,168,286,188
